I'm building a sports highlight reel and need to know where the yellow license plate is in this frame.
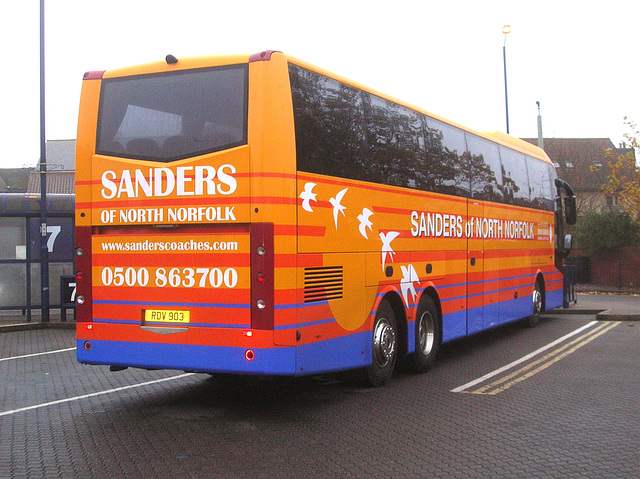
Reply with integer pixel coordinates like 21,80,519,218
144,309,190,324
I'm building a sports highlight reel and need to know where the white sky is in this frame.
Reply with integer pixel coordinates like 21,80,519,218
1,0,638,169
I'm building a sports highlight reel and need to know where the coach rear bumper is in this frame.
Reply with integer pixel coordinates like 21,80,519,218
76,339,297,376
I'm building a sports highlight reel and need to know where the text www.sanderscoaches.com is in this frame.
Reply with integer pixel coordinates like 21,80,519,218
100,239,239,252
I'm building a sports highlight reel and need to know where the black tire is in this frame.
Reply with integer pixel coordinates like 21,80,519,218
411,295,440,373
525,279,544,328
364,299,398,387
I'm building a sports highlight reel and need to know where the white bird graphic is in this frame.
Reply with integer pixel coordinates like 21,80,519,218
357,208,374,239
379,231,400,270
329,188,348,229
299,182,317,212
400,264,419,305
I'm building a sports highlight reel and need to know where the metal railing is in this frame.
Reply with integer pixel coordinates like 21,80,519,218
563,264,577,308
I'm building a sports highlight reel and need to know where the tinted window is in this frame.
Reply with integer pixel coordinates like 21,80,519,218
526,157,555,210
466,133,503,202
422,118,470,196
499,147,531,207
289,63,555,203
97,65,248,162
364,94,425,189
548,163,558,200
289,65,368,180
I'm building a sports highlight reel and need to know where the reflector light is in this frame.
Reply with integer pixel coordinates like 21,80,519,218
76,271,84,281
250,223,274,330
245,349,255,361
75,247,84,256
85,324,93,330
243,330,253,337
76,295,85,305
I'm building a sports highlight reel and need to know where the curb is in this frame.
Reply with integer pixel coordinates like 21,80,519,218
543,307,639,322
596,312,640,322
0,322,76,333
543,308,604,316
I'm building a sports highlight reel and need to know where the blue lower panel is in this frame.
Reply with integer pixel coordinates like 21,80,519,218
546,288,563,310
467,304,483,335
77,332,375,377
483,302,502,330
295,331,370,375
77,340,297,376
442,309,467,343
501,295,534,325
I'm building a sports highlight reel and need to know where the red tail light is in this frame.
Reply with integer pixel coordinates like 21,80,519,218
75,226,93,322
250,223,274,330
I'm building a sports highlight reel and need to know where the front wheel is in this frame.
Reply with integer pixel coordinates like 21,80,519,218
364,299,398,387
525,279,544,328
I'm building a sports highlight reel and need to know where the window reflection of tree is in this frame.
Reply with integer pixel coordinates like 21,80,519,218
466,135,503,203
499,147,532,208
289,63,554,211
501,164,518,205
469,153,500,201
365,94,424,189
423,122,469,197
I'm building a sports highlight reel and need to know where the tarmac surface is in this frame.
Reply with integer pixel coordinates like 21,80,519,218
2,292,639,478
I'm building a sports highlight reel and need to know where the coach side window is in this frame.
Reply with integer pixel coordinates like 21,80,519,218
466,133,504,203
363,93,425,189
499,146,531,208
289,65,368,181
424,118,470,197
526,156,554,210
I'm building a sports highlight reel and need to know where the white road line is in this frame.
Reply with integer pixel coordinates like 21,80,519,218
451,320,599,393
0,347,77,362
0,373,196,417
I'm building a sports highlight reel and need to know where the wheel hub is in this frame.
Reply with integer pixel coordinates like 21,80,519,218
373,318,396,368
418,311,435,355
533,288,542,315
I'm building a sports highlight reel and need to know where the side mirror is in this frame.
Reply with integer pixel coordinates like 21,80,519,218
564,196,577,225
563,234,573,253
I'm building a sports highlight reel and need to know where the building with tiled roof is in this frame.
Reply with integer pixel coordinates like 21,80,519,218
522,138,636,215
27,139,76,195
27,171,75,194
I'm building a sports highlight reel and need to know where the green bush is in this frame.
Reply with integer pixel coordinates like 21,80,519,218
574,210,640,253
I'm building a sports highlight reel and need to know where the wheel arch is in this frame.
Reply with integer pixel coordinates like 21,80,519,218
379,291,408,360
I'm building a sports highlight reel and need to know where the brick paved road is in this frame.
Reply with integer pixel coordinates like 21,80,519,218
1,313,639,478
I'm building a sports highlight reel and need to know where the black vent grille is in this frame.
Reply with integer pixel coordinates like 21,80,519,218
304,267,343,303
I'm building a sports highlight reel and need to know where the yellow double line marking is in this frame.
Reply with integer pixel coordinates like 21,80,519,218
452,321,620,395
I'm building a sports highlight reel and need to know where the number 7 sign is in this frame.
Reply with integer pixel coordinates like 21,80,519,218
46,225,61,253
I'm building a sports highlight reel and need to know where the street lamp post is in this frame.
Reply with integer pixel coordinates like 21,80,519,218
537,101,544,149
502,25,511,134
39,0,50,322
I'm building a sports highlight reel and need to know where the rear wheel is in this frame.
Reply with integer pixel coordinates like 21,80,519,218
364,299,397,387
411,295,440,373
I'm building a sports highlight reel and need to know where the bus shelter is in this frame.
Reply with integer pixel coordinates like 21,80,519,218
0,194,74,321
